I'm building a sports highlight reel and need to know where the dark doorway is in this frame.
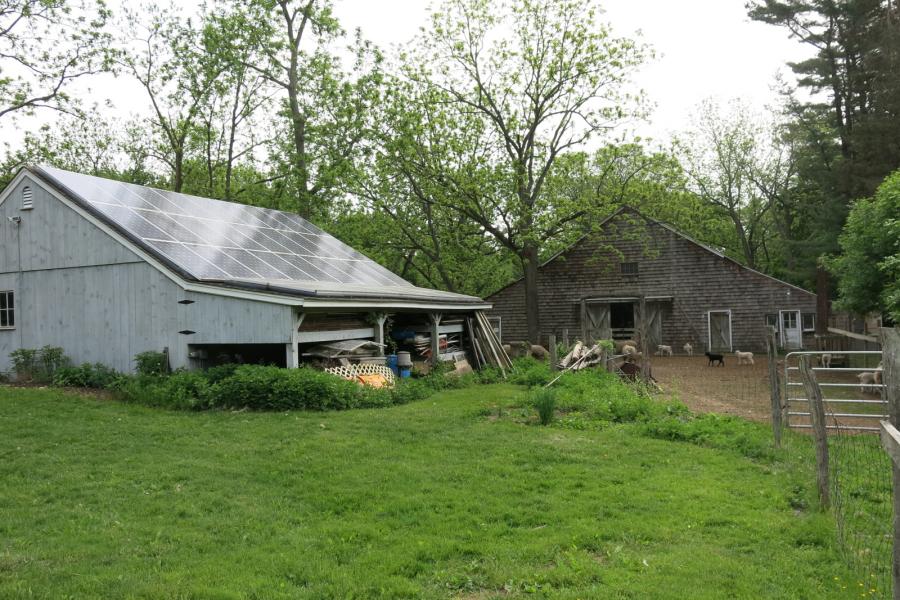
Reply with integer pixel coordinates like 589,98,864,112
610,302,635,339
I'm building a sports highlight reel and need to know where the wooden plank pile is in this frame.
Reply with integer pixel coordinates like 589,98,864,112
466,311,514,376
559,341,605,371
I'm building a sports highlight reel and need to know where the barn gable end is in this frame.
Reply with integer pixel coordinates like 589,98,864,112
487,208,817,353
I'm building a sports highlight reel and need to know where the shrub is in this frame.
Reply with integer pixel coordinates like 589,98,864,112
10,346,70,382
9,348,38,381
509,357,553,387
53,363,120,389
531,387,557,425
134,351,168,376
112,371,211,410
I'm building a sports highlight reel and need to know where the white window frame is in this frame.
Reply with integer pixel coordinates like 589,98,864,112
0,290,14,330
801,312,816,332
706,309,733,352
488,316,502,343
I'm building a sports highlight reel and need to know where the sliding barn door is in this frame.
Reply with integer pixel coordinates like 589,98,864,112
708,311,732,352
644,303,663,348
584,303,612,343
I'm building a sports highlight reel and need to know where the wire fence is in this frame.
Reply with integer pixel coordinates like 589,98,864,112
784,350,891,599
828,416,893,599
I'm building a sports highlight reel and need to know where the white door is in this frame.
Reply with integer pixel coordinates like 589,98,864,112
780,310,802,349
707,311,732,352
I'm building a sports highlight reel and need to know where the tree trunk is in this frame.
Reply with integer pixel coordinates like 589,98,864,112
173,149,184,193
522,242,541,344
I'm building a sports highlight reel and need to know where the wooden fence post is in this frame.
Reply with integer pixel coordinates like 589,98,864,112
767,325,782,448
549,334,558,371
878,327,900,599
638,295,651,381
563,328,569,350
799,354,830,510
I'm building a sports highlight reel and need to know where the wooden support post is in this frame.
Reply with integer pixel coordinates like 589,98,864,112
563,328,569,350
766,325,782,448
799,355,829,509
372,313,388,356
580,300,587,344
429,313,442,365
639,295,651,381
549,334,558,371
287,311,306,369
879,327,900,599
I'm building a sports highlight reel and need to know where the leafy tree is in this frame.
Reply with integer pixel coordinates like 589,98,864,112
390,0,646,341
119,5,226,192
228,0,383,219
0,0,113,120
827,170,900,322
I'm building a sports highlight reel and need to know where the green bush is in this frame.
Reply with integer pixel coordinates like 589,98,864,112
53,363,121,389
531,387,557,425
134,351,169,376
10,346,70,382
509,357,553,387
112,371,212,410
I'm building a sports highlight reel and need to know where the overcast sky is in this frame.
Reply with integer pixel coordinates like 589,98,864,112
0,0,810,152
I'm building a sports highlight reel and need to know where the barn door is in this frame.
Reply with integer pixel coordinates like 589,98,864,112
644,303,663,348
584,303,611,343
708,311,732,352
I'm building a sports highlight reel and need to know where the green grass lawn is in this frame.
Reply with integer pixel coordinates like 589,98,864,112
0,384,859,599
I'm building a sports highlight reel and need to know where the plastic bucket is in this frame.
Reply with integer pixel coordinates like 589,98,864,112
399,367,411,379
397,351,412,367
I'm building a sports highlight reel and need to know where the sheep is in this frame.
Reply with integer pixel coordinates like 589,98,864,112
683,342,693,356
735,350,755,366
818,353,832,368
858,371,879,395
614,339,638,354
624,351,643,364
622,344,637,356
656,344,673,357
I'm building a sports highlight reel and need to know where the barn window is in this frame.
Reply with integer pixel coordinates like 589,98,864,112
0,291,14,328
765,314,778,329
802,313,816,332
621,262,638,276
21,186,33,210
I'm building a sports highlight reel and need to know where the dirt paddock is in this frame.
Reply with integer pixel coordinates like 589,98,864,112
648,355,774,422
647,354,885,426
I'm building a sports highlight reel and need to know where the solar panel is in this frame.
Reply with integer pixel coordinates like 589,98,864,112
39,166,414,289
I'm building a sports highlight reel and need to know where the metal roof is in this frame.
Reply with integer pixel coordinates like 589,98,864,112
32,166,484,306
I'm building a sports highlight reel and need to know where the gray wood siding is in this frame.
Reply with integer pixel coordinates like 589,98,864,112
0,177,295,374
487,214,817,353
0,176,140,274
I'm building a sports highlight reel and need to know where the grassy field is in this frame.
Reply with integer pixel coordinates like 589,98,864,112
0,384,860,599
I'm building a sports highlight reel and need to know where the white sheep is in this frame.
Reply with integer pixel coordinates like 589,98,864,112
858,371,879,395
735,350,755,365
683,342,693,356
818,353,832,368
656,344,673,357
622,344,637,356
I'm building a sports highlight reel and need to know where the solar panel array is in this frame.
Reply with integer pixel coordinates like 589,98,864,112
40,167,412,288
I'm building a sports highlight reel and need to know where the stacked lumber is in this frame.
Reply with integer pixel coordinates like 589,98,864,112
558,342,606,371
466,311,513,377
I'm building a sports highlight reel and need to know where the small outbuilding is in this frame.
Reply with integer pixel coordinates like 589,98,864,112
487,207,817,353
0,166,490,374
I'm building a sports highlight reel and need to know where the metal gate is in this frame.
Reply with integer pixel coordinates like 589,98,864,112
783,350,885,433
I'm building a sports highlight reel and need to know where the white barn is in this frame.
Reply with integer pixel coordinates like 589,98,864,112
0,166,489,374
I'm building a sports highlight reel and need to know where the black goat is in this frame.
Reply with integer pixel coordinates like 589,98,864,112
705,351,725,366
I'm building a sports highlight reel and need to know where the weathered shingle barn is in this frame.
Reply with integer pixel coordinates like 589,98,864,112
487,207,817,353
0,166,489,374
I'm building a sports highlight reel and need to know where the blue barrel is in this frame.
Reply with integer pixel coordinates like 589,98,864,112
386,354,399,375
399,367,411,379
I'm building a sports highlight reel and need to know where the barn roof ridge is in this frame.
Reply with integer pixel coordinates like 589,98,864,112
14,165,486,308
486,204,815,299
